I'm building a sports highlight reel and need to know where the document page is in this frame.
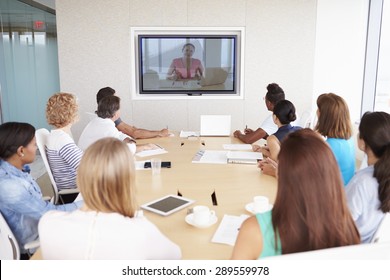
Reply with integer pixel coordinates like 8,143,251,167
211,214,250,246
192,150,228,164
135,148,168,158
180,130,200,138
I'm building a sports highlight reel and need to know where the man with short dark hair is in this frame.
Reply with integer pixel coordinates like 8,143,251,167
79,95,157,153
96,87,169,139
233,83,285,144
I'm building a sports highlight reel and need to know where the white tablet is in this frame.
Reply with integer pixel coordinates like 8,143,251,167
141,195,194,216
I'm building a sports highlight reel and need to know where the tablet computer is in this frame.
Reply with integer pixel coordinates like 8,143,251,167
141,195,194,216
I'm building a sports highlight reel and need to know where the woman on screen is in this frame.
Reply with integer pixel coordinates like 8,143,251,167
38,138,181,260
231,129,360,259
167,43,204,80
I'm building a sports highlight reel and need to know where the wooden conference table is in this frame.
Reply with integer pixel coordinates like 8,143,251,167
32,134,277,260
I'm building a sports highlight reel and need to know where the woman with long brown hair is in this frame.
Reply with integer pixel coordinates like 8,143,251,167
231,129,360,259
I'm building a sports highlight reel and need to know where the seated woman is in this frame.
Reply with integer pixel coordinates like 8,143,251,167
315,93,355,185
231,129,360,259
258,100,301,161
167,43,204,80
0,122,82,257
46,93,83,191
346,111,390,243
38,138,182,259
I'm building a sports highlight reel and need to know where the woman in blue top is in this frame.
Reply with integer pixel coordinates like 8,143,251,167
315,93,355,185
260,100,302,161
231,129,359,259
346,112,390,243
0,122,82,257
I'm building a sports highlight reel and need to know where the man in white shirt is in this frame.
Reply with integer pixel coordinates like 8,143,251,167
233,83,285,144
96,87,169,139
79,95,154,153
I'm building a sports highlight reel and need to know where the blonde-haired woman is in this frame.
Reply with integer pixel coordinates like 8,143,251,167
315,93,355,185
38,138,181,259
46,93,82,193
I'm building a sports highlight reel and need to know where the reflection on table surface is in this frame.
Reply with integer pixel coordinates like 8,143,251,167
31,134,277,260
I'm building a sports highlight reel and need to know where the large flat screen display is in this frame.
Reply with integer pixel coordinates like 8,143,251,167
137,35,238,96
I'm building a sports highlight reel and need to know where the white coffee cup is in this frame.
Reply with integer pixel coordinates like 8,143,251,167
192,205,216,226
252,196,269,213
151,158,161,175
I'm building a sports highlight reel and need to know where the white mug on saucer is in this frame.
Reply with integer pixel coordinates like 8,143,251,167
192,205,215,226
253,196,269,213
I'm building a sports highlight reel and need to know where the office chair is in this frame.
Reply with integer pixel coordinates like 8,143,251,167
371,212,390,243
298,109,316,129
267,242,390,260
35,128,79,204
0,212,39,260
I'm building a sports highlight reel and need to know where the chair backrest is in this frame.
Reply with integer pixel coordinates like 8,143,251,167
267,242,390,260
0,212,20,260
85,111,97,121
298,109,315,128
371,212,390,243
35,128,60,204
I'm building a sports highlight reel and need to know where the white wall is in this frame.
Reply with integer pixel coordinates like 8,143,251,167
313,0,369,122
55,0,367,141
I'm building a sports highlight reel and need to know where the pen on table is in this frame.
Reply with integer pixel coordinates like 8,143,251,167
155,144,163,149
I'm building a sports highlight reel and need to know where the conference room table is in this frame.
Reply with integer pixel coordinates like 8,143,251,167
31,133,277,260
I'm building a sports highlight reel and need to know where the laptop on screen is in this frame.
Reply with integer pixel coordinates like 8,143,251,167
200,115,231,136
200,67,229,87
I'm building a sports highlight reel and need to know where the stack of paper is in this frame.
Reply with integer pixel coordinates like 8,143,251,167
223,144,253,150
211,214,250,246
226,151,263,164
180,130,200,138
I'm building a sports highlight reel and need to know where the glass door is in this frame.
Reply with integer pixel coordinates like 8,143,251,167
0,0,59,128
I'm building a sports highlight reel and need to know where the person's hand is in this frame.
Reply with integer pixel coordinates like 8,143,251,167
175,72,183,80
260,145,270,157
158,129,170,137
258,157,278,177
233,130,243,138
252,144,261,152
244,128,253,134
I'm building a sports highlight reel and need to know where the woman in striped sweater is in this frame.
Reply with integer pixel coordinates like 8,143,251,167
45,93,83,193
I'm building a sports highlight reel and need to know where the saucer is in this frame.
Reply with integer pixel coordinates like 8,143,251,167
185,213,218,228
245,203,273,214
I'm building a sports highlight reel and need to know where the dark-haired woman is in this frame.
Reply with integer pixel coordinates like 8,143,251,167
346,111,390,243
0,122,81,256
260,100,302,161
231,129,360,259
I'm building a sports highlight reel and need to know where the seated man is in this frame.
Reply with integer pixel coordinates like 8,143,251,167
233,83,285,144
79,95,155,153
96,87,169,139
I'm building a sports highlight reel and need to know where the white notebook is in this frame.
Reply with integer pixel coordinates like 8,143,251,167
226,151,263,164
